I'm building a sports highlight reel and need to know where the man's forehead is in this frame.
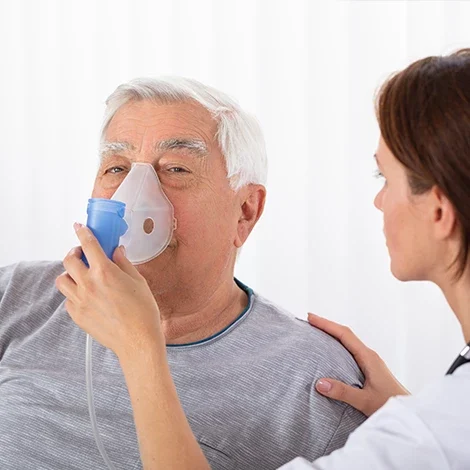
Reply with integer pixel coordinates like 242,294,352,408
109,99,217,132
107,104,217,143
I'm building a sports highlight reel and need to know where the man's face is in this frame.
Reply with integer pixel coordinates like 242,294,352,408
92,99,248,295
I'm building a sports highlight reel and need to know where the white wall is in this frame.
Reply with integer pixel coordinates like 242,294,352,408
0,0,468,392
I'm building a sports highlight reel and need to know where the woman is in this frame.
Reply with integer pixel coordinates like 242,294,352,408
58,48,470,469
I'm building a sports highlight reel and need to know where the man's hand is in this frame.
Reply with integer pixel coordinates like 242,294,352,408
308,313,410,417
55,223,164,359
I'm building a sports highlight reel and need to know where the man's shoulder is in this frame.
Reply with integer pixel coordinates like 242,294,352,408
0,261,65,349
248,291,364,386
0,260,64,295
1,259,63,279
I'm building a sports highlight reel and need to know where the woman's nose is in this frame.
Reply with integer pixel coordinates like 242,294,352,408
374,188,384,211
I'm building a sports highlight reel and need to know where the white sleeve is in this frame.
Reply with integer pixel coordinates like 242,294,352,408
278,397,450,470
277,457,314,469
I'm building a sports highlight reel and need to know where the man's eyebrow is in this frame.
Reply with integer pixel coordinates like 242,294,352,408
99,141,135,161
156,138,208,157
99,138,208,162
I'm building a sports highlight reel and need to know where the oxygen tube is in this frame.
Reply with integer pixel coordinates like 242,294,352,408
86,334,117,470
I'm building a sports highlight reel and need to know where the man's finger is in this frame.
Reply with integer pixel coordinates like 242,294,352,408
308,313,369,371
315,378,368,415
74,223,109,269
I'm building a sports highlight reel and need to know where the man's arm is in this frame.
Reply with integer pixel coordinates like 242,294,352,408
321,405,364,456
0,263,16,360
0,263,14,303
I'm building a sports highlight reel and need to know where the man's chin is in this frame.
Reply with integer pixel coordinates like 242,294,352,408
135,253,178,296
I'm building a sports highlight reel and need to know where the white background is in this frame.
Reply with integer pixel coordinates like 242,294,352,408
0,0,468,392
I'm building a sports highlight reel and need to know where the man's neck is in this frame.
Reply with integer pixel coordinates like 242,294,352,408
154,277,249,345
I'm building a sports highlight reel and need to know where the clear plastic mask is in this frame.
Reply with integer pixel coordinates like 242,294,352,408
111,162,175,264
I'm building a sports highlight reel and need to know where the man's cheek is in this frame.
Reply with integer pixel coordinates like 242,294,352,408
92,186,118,199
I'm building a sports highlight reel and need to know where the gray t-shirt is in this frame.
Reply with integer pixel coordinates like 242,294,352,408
0,261,366,470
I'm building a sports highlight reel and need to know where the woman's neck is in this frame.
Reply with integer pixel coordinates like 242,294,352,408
438,265,470,343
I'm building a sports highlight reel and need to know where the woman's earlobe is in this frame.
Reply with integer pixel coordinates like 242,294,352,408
434,194,457,240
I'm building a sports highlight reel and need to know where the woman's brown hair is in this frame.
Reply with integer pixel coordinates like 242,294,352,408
376,49,470,279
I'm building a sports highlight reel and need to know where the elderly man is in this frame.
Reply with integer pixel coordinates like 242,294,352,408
0,77,365,470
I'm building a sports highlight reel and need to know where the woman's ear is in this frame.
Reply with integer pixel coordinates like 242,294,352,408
431,185,457,240
234,185,266,248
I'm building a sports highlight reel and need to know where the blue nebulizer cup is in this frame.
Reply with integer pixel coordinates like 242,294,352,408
82,198,128,266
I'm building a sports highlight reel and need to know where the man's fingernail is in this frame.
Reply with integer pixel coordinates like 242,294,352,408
73,222,83,232
316,379,332,393
308,313,318,319
120,245,126,256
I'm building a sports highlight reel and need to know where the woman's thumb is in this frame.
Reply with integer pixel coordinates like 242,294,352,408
315,378,366,413
113,245,140,279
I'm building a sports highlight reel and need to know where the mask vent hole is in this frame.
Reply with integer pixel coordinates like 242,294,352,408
143,218,154,234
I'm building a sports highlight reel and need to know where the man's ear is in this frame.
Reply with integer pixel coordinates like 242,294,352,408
234,185,266,248
430,185,457,240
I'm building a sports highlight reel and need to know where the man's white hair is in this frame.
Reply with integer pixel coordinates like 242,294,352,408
101,76,267,190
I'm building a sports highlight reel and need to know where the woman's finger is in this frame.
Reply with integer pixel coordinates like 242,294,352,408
63,246,88,282
112,245,142,280
55,272,79,303
315,378,371,416
74,223,110,269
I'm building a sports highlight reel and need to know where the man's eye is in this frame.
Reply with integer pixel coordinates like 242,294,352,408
105,167,125,175
168,167,188,173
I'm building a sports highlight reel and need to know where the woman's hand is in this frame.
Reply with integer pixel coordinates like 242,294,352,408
55,223,164,359
309,313,410,416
